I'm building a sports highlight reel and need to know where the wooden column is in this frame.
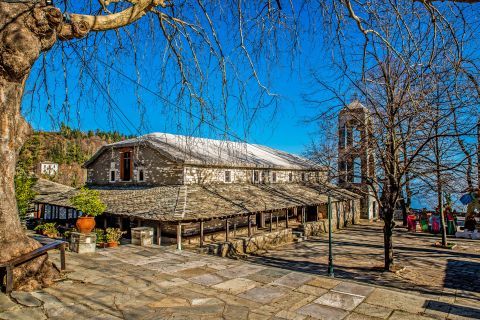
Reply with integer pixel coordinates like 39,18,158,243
248,215,252,237
157,223,162,246
104,216,108,229
259,212,265,228
233,223,237,237
225,219,229,242
200,221,204,247
276,216,279,229
285,210,289,228
137,219,142,227
177,223,182,251
269,213,273,232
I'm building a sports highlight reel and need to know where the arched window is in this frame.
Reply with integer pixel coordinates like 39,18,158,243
353,128,361,147
353,158,362,183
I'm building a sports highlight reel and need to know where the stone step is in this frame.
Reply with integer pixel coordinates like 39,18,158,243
292,231,304,238
196,247,209,254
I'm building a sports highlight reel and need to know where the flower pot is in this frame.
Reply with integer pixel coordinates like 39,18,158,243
107,241,118,248
76,216,96,234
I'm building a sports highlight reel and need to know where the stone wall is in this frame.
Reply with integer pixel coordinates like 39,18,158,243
86,145,184,186
301,199,361,237
184,165,327,185
207,228,293,257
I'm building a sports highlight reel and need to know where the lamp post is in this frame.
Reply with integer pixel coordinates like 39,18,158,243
328,196,334,277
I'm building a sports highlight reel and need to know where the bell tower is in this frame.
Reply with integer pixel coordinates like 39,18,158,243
338,99,378,220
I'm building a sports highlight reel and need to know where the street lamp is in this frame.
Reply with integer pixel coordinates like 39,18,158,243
328,196,334,277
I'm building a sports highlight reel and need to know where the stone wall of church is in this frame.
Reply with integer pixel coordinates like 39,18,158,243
86,145,184,186
183,165,327,185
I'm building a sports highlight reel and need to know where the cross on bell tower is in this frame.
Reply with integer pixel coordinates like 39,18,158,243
338,98,378,220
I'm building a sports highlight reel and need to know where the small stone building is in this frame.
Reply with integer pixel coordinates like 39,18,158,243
37,161,59,176
34,133,362,247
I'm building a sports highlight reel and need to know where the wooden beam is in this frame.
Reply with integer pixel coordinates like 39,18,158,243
200,221,204,248
269,213,273,232
225,219,229,242
285,210,289,228
176,223,182,251
248,215,252,237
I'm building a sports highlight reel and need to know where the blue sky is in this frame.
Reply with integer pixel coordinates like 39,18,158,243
22,4,334,156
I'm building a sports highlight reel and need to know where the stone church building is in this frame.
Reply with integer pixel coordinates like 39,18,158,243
34,105,372,248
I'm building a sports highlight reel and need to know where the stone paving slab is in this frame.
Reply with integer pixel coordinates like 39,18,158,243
238,286,287,303
212,278,260,294
314,291,365,311
353,302,393,319
365,288,427,314
297,302,350,319
333,282,375,297
272,272,314,289
2,227,480,320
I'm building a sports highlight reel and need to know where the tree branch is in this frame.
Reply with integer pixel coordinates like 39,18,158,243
58,0,166,39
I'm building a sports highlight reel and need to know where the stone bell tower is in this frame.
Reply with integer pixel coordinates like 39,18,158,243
338,99,378,220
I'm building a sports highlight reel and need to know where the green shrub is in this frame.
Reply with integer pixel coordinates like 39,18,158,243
34,223,59,238
70,187,106,217
105,228,125,243
94,229,106,243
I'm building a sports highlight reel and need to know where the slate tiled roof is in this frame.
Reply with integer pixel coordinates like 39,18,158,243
33,178,74,196
84,132,324,170
34,182,359,223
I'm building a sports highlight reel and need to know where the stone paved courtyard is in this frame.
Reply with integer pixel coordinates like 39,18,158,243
1,222,480,319
250,221,480,305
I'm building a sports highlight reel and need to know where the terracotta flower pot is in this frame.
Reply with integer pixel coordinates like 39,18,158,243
107,241,118,248
76,216,96,234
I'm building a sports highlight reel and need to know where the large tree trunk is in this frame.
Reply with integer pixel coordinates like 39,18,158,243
383,205,395,271
0,2,62,291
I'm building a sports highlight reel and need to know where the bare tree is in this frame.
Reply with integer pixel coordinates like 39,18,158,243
308,0,480,270
0,0,297,290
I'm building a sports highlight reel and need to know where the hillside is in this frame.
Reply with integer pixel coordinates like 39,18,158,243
17,125,135,187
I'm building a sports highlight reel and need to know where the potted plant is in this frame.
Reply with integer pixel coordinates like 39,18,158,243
34,222,59,238
105,228,125,247
95,228,107,248
70,187,106,234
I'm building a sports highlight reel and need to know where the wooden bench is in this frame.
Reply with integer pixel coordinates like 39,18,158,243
0,240,66,293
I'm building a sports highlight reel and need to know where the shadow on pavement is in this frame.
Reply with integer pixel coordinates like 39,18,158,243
425,300,480,319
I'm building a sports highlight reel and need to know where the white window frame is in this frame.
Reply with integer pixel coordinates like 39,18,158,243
224,170,232,183
137,167,145,182
109,170,116,182
109,162,116,183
